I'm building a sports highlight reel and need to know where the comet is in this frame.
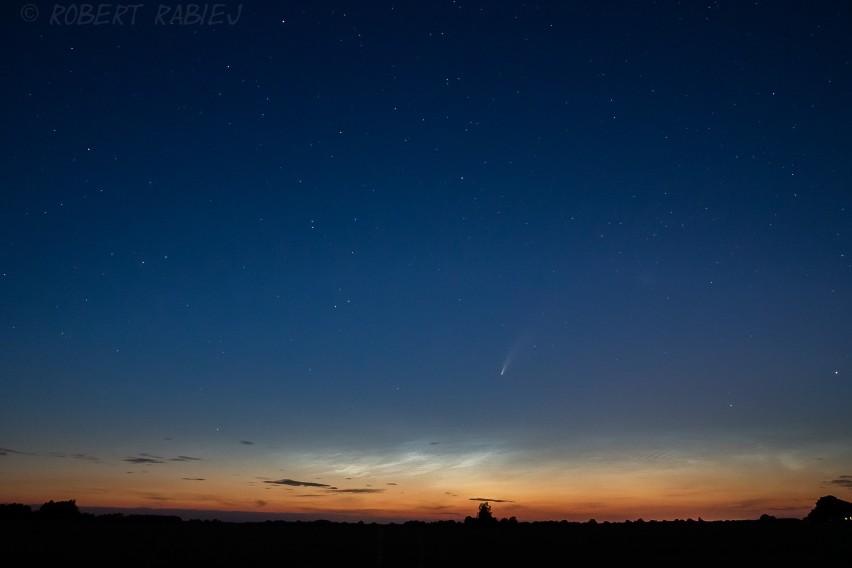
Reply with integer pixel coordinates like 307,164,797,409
500,351,515,376
500,332,527,376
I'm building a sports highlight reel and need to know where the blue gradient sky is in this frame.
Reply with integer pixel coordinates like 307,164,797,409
2,1,851,522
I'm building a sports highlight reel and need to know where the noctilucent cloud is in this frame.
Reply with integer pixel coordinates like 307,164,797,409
2,1,851,522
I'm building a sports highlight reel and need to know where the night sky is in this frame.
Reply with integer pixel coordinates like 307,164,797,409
2,1,851,523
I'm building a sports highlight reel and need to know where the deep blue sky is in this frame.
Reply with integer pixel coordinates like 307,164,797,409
2,1,851,522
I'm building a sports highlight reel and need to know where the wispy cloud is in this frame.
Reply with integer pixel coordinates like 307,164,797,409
310,445,503,478
0,447,35,456
182,478,206,481
264,477,384,495
125,456,166,464
469,497,514,503
240,440,254,445
265,478,332,488
46,452,100,461
125,453,202,464
828,475,852,489
7,447,101,461
70,453,99,461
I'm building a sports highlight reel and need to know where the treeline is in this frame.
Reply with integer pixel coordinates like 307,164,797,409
1,498,850,565
3,495,852,524
3,494,852,524
0,499,181,523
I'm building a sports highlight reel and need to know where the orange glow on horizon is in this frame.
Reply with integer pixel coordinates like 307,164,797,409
1,443,828,523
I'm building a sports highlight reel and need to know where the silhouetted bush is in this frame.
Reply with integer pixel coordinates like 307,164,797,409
805,495,852,522
0,503,32,520
38,499,80,520
477,502,496,524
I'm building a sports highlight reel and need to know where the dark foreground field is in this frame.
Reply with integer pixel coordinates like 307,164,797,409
3,516,850,567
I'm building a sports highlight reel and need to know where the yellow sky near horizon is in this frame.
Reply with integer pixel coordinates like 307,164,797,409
2,434,842,522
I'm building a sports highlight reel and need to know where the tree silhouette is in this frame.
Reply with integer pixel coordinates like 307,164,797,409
477,502,496,525
0,503,32,520
805,495,852,522
38,499,80,520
